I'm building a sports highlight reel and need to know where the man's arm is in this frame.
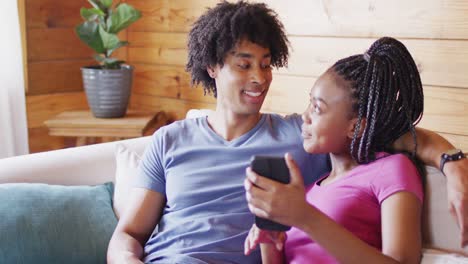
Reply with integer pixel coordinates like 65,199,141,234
107,187,166,263
393,127,468,247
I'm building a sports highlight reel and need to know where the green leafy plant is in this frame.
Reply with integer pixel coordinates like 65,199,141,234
75,0,141,69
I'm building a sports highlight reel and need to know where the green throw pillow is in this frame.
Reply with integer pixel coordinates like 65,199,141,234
0,182,117,264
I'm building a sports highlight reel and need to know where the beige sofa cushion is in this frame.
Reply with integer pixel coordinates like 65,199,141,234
423,166,466,255
421,249,468,264
0,136,150,186
114,143,142,219
112,108,213,218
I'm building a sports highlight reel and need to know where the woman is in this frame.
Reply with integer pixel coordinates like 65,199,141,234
244,37,425,264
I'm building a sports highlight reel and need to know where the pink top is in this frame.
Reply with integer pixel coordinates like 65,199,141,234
285,153,423,264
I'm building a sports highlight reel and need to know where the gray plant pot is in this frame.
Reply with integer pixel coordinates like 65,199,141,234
81,65,133,118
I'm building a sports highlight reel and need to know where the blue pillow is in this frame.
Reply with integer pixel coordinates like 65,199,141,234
0,182,117,264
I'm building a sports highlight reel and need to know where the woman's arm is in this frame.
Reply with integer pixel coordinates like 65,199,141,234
393,127,468,246
244,224,286,264
381,192,422,263
392,127,454,168
294,192,421,264
260,244,284,264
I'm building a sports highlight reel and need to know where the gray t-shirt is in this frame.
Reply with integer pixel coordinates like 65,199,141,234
135,113,330,264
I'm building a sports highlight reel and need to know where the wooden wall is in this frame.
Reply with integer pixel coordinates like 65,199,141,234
125,0,468,151
23,0,468,152
125,0,218,120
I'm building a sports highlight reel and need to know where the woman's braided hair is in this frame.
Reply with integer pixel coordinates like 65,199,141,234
186,1,289,97
332,37,424,163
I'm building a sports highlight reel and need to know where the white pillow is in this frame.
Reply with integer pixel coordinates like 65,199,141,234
112,108,211,218
113,143,142,219
185,109,213,119
421,249,468,264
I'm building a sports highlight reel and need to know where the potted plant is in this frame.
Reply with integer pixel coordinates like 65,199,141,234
75,0,141,118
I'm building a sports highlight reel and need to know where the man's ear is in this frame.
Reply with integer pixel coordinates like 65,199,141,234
347,117,367,139
207,66,217,79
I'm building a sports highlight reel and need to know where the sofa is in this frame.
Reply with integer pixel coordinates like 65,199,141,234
0,131,467,263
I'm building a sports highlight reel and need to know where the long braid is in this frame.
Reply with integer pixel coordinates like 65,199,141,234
332,37,424,164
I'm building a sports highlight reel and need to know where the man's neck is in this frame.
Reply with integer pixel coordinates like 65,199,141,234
207,111,262,141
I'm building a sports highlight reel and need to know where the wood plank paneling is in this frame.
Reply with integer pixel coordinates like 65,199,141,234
166,0,219,32
26,92,88,128
180,83,216,104
267,74,468,137
269,74,468,151
438,133,468,152
133,64,183,98
262,74,312,114
132,76,468,151
27,91,90,152
265,0,468,39
128,32,187,65
25,0,85,28
420,86,468,136
116,30,129,63
280,37,468,89
127,0,219,32
126,0,168,32
27,29,128,62
27,60,94,95
128,34,468,89
133,64,215,103
127,0,468,40
24,0,468,154
130,94,215,121
27,28,92,61
28,127,68,153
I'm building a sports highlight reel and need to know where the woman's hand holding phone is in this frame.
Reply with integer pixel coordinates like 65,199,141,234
249,155,291,231
245,153,311,230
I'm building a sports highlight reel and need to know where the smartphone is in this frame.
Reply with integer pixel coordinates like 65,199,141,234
250,155,291,231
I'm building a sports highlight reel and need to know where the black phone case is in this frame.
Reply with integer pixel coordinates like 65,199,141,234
250,156,291,231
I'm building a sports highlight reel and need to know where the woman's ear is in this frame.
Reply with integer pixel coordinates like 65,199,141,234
347,117,367,139
207,66,217,79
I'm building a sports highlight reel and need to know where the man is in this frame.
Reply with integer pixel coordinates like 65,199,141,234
107,2,468,263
